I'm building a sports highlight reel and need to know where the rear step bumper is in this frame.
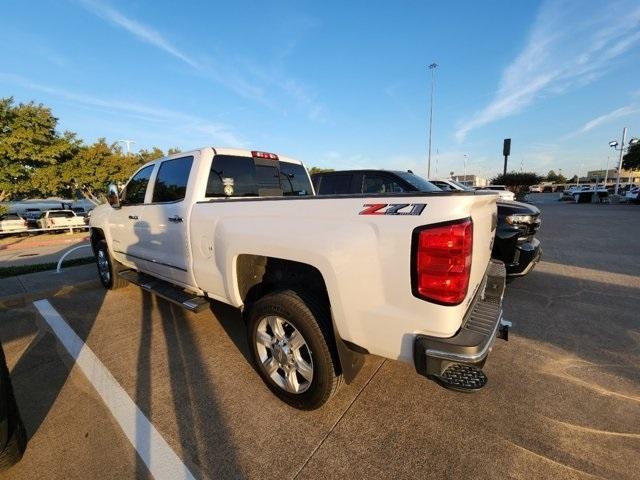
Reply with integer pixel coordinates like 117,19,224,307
413,260,509,385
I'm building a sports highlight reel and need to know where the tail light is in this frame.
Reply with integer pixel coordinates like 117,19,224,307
252,151,279,160
412,218,473,305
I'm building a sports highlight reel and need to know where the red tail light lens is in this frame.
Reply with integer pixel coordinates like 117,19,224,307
252,151,279,160
413,218,473,305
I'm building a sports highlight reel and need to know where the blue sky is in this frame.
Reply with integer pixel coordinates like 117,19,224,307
2,0,640,179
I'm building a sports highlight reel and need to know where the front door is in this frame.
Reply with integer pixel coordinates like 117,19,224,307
109,164,155,266
137,155,194,285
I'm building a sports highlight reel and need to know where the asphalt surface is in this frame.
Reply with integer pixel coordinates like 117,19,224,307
0,199,638,479
0,232,91,267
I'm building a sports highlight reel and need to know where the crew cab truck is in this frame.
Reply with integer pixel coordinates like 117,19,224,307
90,147,509,409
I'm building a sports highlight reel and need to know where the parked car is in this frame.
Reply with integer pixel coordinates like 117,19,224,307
529,185,542,193
0,213,28,234
313,173,542,278
22,208,43,227
626,186,640,203
90,148,509,409
36,210,86,230
474,185,515,201
0,342,26,471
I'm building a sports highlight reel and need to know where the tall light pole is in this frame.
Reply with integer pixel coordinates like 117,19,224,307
463,154,469,185
427,63,438,178
118,139,136,155
609,129,639,194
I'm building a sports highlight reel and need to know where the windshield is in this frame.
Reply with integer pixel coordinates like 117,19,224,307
449,180,473,191
393,171,439,192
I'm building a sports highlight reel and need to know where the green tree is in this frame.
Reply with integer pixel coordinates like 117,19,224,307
490,172,544,193
546,170,567,183
59,138,141,201
308,167,334,175
137,147,165,164
0,97,80,200
622,143,640,170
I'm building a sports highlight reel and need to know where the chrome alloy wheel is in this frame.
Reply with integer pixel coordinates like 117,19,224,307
97,249,111,284
256,316,313,394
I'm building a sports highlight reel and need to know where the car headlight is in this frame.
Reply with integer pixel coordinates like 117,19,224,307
506,214,535,225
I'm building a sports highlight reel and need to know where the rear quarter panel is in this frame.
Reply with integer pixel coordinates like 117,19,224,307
190,192,497,363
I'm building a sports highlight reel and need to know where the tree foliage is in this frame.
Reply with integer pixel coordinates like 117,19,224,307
545,169,567,183
308,167,334,175
622,143,640,171
490,172,544,193
0,97,178,201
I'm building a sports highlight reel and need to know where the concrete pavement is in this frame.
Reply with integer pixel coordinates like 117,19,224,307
0,201,638,479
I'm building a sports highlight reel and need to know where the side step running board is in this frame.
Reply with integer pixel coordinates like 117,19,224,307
118,270,209,313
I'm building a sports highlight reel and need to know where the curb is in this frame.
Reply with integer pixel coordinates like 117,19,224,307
0,278,101,309
0,237,90,251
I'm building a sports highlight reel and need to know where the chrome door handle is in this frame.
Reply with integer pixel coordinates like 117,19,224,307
128,215,138,220
168,215,183,223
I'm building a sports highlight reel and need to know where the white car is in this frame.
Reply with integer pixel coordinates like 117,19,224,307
529,185,542,193
0,213,28,233
36,210,86,230
626,187,639,202
90,147,508,409
475,185,515,201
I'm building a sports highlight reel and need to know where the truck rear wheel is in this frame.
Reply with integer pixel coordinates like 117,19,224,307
95,240,128,290
246,289,342,410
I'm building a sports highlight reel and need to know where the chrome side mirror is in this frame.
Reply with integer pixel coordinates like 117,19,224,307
107,183,121,208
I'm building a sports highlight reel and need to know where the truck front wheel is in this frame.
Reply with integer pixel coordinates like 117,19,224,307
246,289,342,410
95,240,128,290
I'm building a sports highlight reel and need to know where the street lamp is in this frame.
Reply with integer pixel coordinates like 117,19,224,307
463,154,469,185
427,63,438,178
118,139,136,156
608,128,637,194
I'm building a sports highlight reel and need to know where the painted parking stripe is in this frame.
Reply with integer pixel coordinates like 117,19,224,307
33,299,196,480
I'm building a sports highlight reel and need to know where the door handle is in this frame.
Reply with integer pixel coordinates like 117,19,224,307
128,215,138,220
168,215,183,223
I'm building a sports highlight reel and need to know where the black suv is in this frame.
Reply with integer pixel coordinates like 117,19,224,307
312,170,542,278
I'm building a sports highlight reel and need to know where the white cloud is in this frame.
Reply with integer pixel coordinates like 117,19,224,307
0,73,244,147
456,0,640,141
78,0,326,119
574,105,640,134
78,0,199,68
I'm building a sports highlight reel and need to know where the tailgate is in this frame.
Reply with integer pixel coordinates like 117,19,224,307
467,193,498,303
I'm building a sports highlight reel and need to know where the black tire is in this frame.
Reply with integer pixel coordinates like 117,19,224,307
95,239,128,290
0,421,26,471
0,342,26,471
246,289,342,410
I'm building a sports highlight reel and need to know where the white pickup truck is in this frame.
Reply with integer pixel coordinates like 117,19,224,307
90,147,509,409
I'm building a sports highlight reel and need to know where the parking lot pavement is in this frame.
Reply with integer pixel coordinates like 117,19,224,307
0,201,638,479
0,233,91,267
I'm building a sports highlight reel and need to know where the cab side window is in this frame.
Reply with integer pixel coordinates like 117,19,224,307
121,165,154,206
316,174,352,194
362,174,405,194
152,156,194,203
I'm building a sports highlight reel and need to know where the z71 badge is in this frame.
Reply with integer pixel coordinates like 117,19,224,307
359,203,426,216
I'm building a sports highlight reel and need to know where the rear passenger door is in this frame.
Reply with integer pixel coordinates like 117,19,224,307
137,155,194,284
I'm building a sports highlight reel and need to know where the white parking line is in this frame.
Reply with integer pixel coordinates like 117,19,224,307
33,299,196,480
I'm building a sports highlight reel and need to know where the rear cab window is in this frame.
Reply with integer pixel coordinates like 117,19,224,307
205,155,312,198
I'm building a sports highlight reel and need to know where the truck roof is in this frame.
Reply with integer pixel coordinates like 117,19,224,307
213,147,303,166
